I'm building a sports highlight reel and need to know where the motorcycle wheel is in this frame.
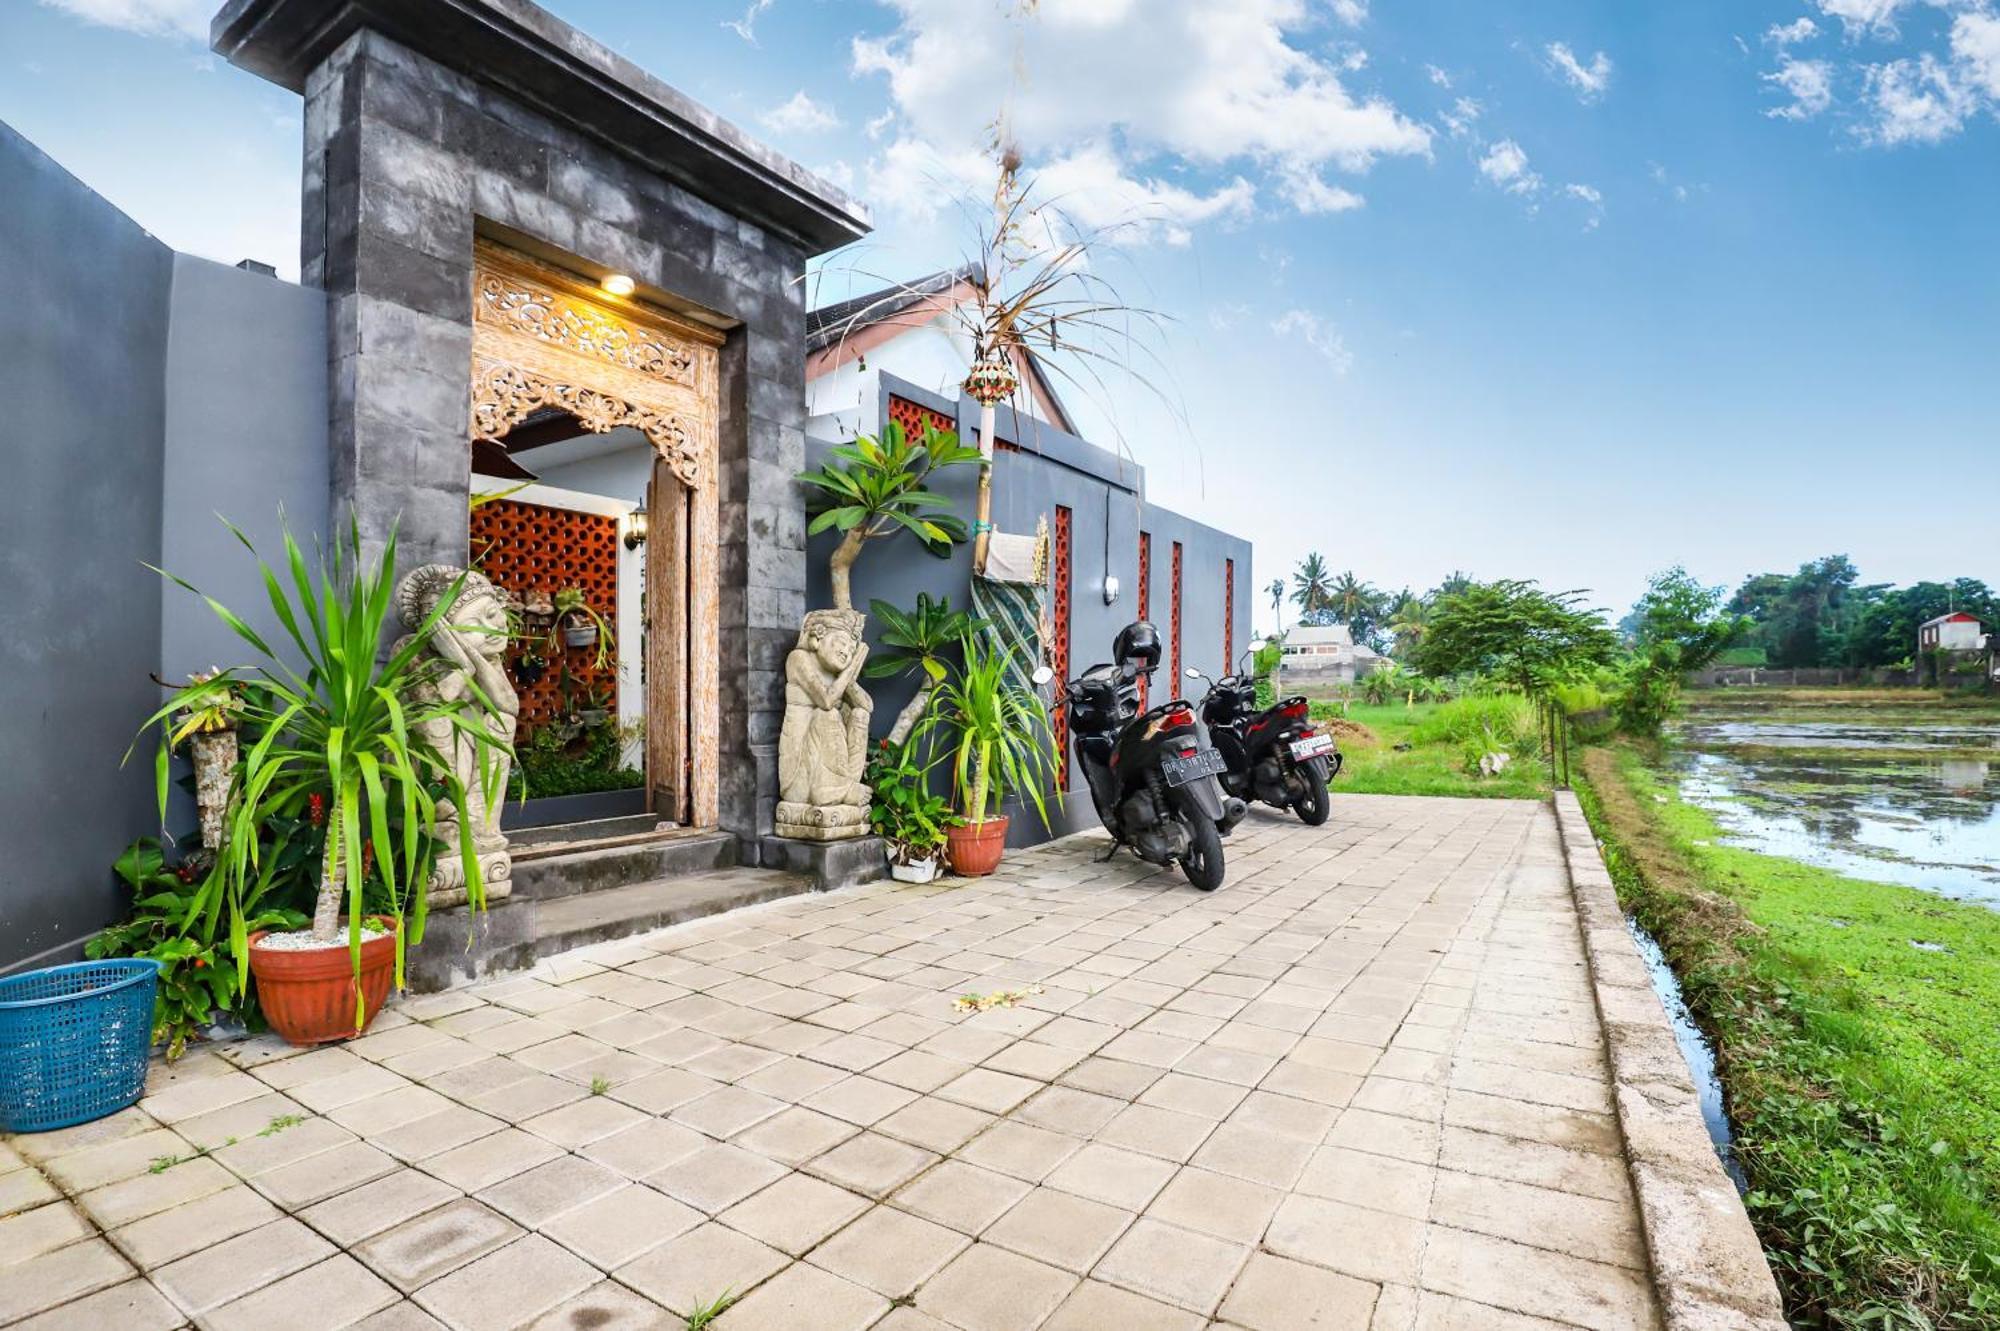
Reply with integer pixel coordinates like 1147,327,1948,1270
1294,775,1330,827
1179,813,1225,891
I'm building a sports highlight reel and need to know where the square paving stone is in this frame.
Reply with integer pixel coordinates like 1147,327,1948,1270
611,1221,789,1316
935,1068,1040,1114
1188,1122,1315,1188
1218,1249,1381,1329
108,1185,279,1267
411,1233,599,1331
420,1128,564,1193
1093,1216,1249,1315
733,1107,859,1166
983,1186,1135,1273
204,1254,400,1331
1097,1104,1215,1163
802,1075,918,1127
1417,1224,1657,1331
891,1160,1028,1234
1040,1279,1206,1331
712,1257,888,1331
579,1117,711,1179
1145,1165,1281,1243
374,1106,507,1164
670,1085,787,1138
652,1142,788,1214
519,1095,646,1149
353,1198,523,1293
805,1205,967,1298
521,1280,667,1330
874,1097,994,1155
719,1172,870,1255
254,1140,401,1209
475,1155,624,1229
956,1121,1083,1183
541,1184,701,1268
0,1237,134,1323
915,1243,1077,1331
1043,1142,1176,1211
0,1200,91,1265
804,1131,938,1200
79,1156,235,1228
738,1056,850,1103
10,1278,182,1331
300,1168,463,1247
153,1216,334,1314
1296,1146,1436,1220
213,1115,355,1179
1266,1194,1425,1285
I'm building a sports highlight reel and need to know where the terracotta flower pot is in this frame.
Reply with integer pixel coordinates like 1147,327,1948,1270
946,816,1009,877
248,916,399,1046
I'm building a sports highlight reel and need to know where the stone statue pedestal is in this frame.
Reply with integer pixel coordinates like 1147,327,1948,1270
773,801,869,842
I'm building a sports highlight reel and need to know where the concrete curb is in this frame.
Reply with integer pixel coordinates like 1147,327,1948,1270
1551,791,1788,1331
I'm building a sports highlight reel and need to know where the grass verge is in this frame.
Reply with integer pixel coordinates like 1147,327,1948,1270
1574,740,2000,1327
1324,701,1551,800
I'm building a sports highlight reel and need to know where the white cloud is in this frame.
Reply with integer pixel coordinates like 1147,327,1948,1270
1764,56,1836,119
1271,309,1352,374
1956,12,2000,100
37,0,206,39
1545,41,1613,101
1033,143,1256,244
1478,139,1541,196
1766,17,1821,47
1441,96,1482,140
1814,0,1908,41
759,91,842,134
723,0,774,43
1649,161,1693,202
1425,63,1453,89
853,0,1432,230
1329,0,1367,27
1863,52,1977,144
1562,182,1604,229
1278,166,1365,215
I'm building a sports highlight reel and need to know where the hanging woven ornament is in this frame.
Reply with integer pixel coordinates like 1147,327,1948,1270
963,346,1019,406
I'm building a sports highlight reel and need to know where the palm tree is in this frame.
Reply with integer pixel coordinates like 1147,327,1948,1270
1389,594,1431,658
1292,554,1333,623
1266,578,1286,632
1331,571,1374,626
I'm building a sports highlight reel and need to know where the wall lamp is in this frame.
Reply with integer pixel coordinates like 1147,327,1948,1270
623,509,649,549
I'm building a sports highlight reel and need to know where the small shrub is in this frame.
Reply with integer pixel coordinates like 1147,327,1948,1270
1412,696,1535,750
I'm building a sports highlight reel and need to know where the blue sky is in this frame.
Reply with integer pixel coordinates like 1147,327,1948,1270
6,0,1997,625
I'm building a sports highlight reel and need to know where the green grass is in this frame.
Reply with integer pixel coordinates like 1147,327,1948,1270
1577,740,2000,1327
1323,700,1551,800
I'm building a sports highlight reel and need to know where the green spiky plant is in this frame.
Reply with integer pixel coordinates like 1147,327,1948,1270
863,593,991,747
135,516,508,1029
929,635,1059,831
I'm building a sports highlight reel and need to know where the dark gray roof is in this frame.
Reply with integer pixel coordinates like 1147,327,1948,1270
806,264,978,353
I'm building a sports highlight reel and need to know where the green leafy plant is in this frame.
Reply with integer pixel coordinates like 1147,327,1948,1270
864,594,990,746
683,1290,736,1330
798,420,981,612
511,724,643,800
866,738,958,863
87,839,307,1059
1409,578,1619,696
136,517,509,1025
929,636,1059,829
551,586,616,670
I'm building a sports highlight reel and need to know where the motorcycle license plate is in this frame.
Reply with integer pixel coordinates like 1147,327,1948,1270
1162,748,1228,787
1290,734,1334,760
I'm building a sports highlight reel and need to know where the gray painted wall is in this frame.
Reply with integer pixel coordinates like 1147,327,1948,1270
807,373,1253,846
1,123,173,972
0,127,332,972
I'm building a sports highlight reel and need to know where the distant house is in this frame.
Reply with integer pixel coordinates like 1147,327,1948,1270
1278,624,1384,684
1918,612,1985,654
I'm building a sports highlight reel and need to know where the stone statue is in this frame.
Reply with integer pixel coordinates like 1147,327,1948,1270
775,608,874,841
394,565,520,908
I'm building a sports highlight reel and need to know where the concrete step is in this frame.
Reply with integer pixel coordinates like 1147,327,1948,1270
509,813,670,851
509,830,738,901
532,868,813,956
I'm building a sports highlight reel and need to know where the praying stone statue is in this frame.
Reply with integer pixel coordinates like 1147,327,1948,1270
394,565,520,908
775,608,874,841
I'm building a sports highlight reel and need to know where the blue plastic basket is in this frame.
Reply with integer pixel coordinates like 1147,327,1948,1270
0,959,160,1132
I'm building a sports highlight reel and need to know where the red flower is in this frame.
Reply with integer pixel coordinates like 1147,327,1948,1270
307,793,327,827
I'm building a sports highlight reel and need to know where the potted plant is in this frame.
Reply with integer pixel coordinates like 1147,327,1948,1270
864,594,989,747
553,587,615,666
511,649,548,688
932,637,1058,876
867,740,957,883
138,517,508,1044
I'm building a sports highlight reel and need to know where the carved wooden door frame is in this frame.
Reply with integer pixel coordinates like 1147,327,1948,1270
468,240,722,829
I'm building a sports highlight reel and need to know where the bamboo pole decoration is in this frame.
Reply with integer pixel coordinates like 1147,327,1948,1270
964,351,1017,576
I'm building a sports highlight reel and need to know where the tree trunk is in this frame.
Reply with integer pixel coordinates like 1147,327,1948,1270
828,528,867,613
886,683,932,748
189,730,237,855
311,826,342,942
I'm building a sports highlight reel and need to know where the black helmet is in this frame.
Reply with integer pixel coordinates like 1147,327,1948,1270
1113,621,1162,673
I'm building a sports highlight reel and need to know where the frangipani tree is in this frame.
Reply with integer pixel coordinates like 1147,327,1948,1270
798,420,981,613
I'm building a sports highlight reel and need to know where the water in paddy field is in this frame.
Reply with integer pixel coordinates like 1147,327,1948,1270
1627,916,1746,1192
1669,698,2000,909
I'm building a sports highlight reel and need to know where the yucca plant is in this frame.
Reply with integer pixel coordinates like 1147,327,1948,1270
799,421,981,613
136,517,507,1015
930,635,1059,830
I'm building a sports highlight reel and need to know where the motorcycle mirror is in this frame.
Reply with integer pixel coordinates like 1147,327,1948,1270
1184,667,1202,680
1030,665,1056,686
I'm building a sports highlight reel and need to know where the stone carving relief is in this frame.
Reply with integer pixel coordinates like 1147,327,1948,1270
394,565,520,909
776,609,875,841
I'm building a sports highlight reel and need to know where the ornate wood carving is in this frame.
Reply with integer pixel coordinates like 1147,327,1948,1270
469,240,724,830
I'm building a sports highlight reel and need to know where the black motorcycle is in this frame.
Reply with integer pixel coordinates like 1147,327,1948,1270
1058,622,1243,891
1186,657,1340,826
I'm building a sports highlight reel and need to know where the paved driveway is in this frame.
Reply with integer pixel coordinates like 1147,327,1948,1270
3,796,1660,1330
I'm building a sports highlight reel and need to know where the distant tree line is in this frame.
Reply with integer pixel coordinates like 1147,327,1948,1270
1714,556,1996,669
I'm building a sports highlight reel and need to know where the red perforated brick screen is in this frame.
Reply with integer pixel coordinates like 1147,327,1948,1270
1137,532,1151,712
1171,541,1184,699
1051,505,1072,790
470,498,621,731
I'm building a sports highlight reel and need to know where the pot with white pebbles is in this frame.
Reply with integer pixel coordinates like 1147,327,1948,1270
248,918,399,1046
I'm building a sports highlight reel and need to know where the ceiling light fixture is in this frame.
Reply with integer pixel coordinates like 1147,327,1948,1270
600,273,636,297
